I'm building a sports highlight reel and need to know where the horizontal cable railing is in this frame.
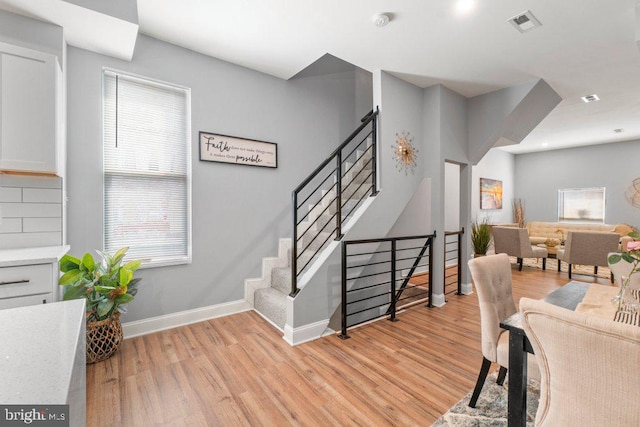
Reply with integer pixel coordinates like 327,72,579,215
291,109,379,296
339,233,436,339
444,228,464,297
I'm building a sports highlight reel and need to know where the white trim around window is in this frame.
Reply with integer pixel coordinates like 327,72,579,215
102,68,192,268
557,187,606,224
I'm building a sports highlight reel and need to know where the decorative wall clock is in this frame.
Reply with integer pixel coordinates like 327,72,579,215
392,131,418,175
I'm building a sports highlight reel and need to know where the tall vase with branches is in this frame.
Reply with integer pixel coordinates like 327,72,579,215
513,198,525,228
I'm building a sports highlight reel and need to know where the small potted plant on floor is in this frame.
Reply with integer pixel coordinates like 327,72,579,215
471,217,492,257
59,247,141,363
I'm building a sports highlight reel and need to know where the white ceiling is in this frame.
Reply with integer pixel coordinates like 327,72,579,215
3,0,640,154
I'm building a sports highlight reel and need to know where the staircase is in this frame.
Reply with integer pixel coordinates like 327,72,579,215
247,149,374,329
245,110,378,331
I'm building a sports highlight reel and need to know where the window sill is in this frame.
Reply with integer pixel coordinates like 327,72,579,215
137,256,192,269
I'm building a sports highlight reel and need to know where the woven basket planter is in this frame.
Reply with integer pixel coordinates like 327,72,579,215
86,312,123,364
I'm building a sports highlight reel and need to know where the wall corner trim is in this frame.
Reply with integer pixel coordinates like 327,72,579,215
283,319,333,346
461,283,473,295
431,293,447,307
122,299,252,339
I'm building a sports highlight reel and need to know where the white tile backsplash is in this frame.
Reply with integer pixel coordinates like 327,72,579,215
0,203,62,218
0,187,21,202
23,218,62,233
0,218,22,233
23,188,62,203
0,175,62,189
0,175,62,248
0,232,62,250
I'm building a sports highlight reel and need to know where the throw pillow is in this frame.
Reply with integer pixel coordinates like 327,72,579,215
614,223,637,237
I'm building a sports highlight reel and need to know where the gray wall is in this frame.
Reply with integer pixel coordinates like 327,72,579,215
472,148,515,224
0,10,63,64
66,35,370,322
467,79,561,164
292,71,426,327
515,139,640,225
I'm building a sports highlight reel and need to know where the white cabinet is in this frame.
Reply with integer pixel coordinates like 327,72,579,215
0,246,69,310
0,263,55,310
0,42,59,174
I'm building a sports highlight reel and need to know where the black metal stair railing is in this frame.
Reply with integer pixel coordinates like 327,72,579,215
339,233,436,339
444,228,464,296
291,109,379,296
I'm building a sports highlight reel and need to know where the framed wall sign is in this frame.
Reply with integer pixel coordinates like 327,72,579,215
480,178,503,210
199,132,277,168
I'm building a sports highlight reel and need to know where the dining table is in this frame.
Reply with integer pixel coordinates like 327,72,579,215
499,280,636,426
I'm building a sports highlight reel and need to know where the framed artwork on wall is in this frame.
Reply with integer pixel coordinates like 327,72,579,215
480,178,503,210
199,132,277,168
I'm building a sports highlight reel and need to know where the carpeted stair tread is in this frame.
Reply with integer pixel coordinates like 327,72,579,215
251,147,377,333
254,287,287,329
271,266,291,294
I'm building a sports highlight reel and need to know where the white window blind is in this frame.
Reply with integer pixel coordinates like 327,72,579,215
558,187,605,224
103,69,191,266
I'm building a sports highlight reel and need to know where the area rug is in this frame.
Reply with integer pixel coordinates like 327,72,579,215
509,256,611,280
432,372,540,427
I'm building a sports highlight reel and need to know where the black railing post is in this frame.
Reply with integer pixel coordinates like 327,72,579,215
371,108,379,196
457,227,464,295
389,239,398,322
291,191,299,297
443,234,447,302
339,241,349,339
428,233,435,307
335,151,343,240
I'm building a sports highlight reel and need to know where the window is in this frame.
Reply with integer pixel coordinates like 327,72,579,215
103,69,191,267
557,187,605,224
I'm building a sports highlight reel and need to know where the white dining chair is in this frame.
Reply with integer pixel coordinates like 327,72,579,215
467,253,539,407
521,297,640,426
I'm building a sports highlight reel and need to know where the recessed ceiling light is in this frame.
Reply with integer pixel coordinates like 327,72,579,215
372,13,390,27
455,0,476,14
542,142,549,147
508,10,542,33
614,128,625,134
581,94,600,103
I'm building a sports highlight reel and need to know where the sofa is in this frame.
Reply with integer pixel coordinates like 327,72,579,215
526,221,636,248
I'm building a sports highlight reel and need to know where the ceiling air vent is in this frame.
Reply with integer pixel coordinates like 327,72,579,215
581,94,600,103
508,10,541,33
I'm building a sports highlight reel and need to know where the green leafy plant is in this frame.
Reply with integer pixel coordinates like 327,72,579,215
58,247,141,322
471,217,492,256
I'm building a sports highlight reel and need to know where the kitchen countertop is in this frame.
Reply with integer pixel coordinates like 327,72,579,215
0,299,86,410
0,245,70,268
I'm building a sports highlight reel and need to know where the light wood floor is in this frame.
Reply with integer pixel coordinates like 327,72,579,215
87,265,610,426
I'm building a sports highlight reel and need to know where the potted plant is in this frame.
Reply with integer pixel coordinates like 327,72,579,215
58,247,141,364
471,217,492,257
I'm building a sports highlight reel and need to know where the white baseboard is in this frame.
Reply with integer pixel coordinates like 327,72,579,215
252,308,284,333
431,293,446,307
283,319,333,346
461,282,473,295
122,299,252,339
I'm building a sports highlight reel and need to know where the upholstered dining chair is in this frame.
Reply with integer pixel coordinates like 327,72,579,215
556,231,620,279
467,253,539,407
492,226,547,271
520,298,640,426
607,251,640,289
